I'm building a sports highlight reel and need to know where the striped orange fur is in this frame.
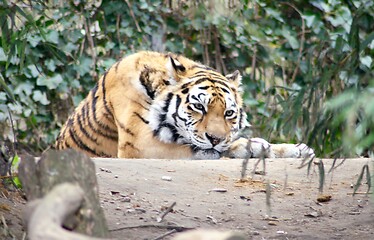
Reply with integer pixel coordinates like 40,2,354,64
55,51,247,159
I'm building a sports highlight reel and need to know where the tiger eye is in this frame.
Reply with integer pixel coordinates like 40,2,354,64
193,103,204,111
225,110,234,117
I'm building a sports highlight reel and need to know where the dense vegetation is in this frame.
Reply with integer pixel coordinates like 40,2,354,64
1,0,373,158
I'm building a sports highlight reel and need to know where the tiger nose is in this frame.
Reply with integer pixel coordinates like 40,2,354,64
206,133,224,146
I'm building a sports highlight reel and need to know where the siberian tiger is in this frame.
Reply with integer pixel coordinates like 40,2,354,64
55,51,314,159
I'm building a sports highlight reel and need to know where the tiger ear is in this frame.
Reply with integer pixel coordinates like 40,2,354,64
167,55,186,81
225,70,242,88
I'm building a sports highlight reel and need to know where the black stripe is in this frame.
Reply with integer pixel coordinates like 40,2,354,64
87,116,118,141
173,95,187,123
192,70,226,79
239,108,244,129
172,95,182,124
103,113,114,122
181,88,189,94
191,65,217,72
159,123,181,142
125,128,135,136
58,123,69,145
101,72,114,119
188,77,232,92
121,142,138,151
134,112,149,124
76,110,98,144
84,102,118,141
131,99,150,111
175,95,181,114
187,105,194,112
162,93,173,113
68,127,101,157
65,141,71,149
191,95,199,101
221,88,230,94
158,113,166,125
139,67,156,99
114,60,121,72
116,119,135,136
91,85,117,135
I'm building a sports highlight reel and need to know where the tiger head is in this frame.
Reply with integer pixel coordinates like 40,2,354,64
149,56,248,159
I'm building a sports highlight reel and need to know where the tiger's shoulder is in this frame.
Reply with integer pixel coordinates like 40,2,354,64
55,51,243,158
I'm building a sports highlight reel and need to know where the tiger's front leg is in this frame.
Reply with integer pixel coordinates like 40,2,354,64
226,137,315,159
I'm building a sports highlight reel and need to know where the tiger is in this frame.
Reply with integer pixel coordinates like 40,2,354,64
55,51,314,160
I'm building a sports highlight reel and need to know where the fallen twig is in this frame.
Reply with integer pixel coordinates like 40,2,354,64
152,229,177,240
157,201,176,223
347,192,372,195
109,224,194,232
240,158,249,180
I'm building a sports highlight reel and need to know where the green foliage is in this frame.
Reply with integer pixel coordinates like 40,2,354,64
0,0,373,157
10,154,22,188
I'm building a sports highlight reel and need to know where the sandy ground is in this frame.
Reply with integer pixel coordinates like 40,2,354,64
95,158,374,240
1,157,373,239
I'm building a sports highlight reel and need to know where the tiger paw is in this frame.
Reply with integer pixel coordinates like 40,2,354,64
225,137,271,158
194,149,221,160
268,143,315,158
225,137,250,158
226,137,315,159
249,138,271,158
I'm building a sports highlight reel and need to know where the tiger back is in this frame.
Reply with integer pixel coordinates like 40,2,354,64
55,51,247,159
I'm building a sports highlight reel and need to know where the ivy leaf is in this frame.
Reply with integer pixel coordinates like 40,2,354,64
75,57,92,76
281,27,299,49
37,74,63,89
27,65,40,78
32,90,50,105
304,14,316,28
27,34,43,47
360,56,372,68
0,47,6,61
45,30,59,44
45,59,56,72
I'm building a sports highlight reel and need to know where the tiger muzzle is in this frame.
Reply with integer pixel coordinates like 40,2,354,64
205,133,224,146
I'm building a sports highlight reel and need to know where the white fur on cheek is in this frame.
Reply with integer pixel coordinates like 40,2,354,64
158,128,173,142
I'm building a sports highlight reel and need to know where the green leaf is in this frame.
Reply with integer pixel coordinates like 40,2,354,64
27,34,43,48
360,31,374,50
45,59,56,72
0,92,6,101
75,58,92,76
304,14,316,28
11,154,20,173
265,8,284,23
37,74,63,89
12,177,22,189
0,74,16,102
45,30,59,44
0,47,6,61
281,27,299,49
27,65,40,78
32,90,50,105
360,55,372,68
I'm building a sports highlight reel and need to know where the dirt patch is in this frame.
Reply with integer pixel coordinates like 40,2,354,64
1,158,373,239
96,158,374,240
